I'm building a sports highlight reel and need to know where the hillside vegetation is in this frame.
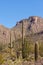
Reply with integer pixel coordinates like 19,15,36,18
0,16,43,65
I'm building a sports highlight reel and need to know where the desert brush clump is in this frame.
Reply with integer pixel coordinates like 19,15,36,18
39,42,43,57
0,54,4,64
22,37,34,60
0,43,6,52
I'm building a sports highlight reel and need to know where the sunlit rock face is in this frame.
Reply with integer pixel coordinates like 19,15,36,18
0,16,43,44
0,25,10,44
28,16,43,33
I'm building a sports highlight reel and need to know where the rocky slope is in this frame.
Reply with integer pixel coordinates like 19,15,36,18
0,16,43,65
12,16,43,42
0,25,10,44
0,16,43,44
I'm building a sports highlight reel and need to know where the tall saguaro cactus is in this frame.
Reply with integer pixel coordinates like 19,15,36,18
35,42,39,61
10,30,12,55
22,21,25,58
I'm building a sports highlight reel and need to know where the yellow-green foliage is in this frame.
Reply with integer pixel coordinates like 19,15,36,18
0,54,4,64
2,60,14,65
14,59,22,65
22,38,34,59
39,43,43,57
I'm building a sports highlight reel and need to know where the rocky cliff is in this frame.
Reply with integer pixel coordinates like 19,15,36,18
0,16,43,44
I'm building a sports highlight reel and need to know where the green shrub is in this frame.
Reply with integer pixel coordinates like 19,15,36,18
0,43,6,52
0,54,4,64
22,38,34,59
39,43,43,57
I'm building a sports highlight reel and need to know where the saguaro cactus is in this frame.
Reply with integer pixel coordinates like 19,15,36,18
22,21,25,58
10,30,12,55
35,41,39,61
22,21,28,59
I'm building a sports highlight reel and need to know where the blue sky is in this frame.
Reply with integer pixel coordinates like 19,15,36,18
0,0,43,28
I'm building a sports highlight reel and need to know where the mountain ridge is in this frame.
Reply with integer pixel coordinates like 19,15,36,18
0,16,43,44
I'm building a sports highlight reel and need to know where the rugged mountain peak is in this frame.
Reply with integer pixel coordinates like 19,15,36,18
0,16,43,44
12,16,43,39
28,16,43,33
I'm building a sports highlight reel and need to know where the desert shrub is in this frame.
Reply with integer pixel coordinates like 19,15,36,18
14,38,22,58
0,54,4,64
22,38,34,59
0,43,6,52
14,59,22,65
16,38,22,50
39,43,43,57
2,60,14,65
0,43,3,52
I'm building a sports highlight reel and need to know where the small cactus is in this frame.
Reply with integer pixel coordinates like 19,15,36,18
34,41,39,61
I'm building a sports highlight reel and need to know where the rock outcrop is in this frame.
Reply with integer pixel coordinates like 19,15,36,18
0,16,43,44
